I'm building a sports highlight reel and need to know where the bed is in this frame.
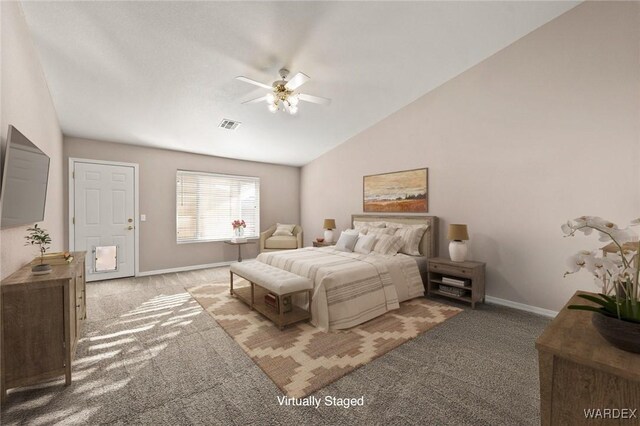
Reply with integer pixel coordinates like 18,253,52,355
256,215,438,330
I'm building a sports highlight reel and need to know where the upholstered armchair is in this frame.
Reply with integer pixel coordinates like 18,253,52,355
260,224,303,253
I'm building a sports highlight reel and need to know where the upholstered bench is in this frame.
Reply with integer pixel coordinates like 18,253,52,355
229,261,313,330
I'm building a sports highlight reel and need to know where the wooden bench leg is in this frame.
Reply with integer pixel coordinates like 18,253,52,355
250,282,254,310
230,271,234,295
278,295,284,330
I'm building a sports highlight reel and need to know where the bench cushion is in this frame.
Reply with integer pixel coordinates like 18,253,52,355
264,236,298,250
230,261,312,294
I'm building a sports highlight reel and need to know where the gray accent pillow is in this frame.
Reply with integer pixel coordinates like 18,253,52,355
334,231,359,252
354,234,376,254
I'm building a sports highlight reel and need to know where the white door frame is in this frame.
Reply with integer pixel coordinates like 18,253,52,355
68,158,140,277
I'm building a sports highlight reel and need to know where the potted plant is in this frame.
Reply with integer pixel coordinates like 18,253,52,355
562,216,640,353
25,224,52,275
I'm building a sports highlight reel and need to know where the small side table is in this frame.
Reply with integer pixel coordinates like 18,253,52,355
427,257,486,308
224,240,256,262
313,241,335,247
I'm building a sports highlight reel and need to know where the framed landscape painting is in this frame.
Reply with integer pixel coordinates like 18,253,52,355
363,168,428,213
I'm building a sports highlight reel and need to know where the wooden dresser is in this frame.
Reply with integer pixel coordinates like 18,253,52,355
536,291,640,425
1,252,86,401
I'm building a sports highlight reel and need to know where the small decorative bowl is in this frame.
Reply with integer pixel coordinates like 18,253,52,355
316,238,325,243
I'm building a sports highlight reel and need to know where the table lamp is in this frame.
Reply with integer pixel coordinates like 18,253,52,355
448,224,469,262
323,219,336,243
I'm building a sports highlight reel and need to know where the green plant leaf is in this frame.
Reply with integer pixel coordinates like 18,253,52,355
567,305,606,314
576,294,612,308
599,294,616,303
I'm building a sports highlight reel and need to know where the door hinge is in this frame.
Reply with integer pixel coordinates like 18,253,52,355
73,217,75,225
72,171,75,179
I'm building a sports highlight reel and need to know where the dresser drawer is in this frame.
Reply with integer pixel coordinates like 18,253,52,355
429,262,473,278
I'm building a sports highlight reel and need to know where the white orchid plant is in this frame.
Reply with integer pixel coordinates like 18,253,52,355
562,216,640,323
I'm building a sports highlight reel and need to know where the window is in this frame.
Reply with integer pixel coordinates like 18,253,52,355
176,170,260,243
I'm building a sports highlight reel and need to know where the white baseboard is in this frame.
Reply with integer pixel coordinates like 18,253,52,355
137,259,254,277
484,295,558,318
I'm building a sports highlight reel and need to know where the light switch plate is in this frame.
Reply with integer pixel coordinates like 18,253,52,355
140,214,146,222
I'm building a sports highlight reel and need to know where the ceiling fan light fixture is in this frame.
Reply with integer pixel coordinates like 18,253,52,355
237,68,331,115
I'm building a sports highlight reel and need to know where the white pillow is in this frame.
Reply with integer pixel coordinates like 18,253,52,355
354,234,376,254
334,231,359,252
372,234,403,255
353,225,368,234
394,225,428,256
384,221,403,229
273,223,296,236
344,228,361,235
366,227,395,237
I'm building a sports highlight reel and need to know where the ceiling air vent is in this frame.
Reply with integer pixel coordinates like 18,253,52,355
218,119,241,130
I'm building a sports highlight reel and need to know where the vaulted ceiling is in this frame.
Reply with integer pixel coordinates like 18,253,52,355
21,1,578,166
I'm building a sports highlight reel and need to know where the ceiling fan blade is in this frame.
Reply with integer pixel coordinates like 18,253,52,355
298,93,332,106
242,95,270,104
236,76,273,90
285,72,310,90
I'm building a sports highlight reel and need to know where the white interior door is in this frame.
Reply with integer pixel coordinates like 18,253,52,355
73,161,136,281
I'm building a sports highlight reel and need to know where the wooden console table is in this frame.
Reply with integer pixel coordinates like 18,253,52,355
1,252,86,401
535,291,640,425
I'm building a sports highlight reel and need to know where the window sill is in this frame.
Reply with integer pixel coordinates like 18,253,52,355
177,237,259,245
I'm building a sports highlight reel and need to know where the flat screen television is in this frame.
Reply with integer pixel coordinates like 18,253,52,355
0,125,50,229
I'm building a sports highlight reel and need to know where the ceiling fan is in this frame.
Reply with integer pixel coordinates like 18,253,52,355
236,68,331,115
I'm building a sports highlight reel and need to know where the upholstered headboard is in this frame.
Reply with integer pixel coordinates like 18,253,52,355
351,214,439,258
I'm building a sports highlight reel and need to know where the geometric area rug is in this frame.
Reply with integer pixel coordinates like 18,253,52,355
187,280,462,398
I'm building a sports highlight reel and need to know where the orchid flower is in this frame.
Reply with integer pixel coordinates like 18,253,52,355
562,216,640,322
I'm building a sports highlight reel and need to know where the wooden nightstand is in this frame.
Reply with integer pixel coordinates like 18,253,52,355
427,257,486,308
312,240,335,247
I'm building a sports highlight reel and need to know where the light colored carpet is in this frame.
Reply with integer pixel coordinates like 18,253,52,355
0,267,549,425
187,280,461,397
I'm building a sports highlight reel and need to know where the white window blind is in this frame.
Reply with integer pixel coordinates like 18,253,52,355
176,170,260,243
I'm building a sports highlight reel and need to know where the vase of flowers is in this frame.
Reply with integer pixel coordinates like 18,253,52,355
232,219,246,237
562,216,640,353
25,224,53,275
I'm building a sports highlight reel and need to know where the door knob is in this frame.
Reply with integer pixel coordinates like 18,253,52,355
128,225,134,230
128,218,133,223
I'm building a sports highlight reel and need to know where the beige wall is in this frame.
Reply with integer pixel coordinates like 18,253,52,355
0,2,64,280
301,2,640,312
64,137,300,273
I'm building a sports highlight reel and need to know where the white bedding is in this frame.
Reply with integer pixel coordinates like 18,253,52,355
256,247,424,330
